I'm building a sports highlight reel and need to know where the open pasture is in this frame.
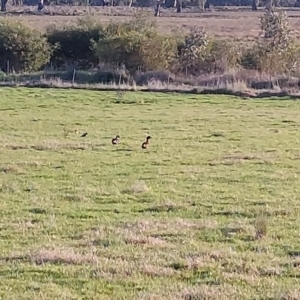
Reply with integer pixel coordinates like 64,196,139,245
1,87,300,299
3,6,300,39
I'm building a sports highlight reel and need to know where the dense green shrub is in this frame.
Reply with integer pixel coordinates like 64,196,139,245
1,9,300,78
175,26,214,75
0,20,52,73
94,15,178,74
205,39,243,72
240,9,299,75
46,16,105,68
174,29,243,75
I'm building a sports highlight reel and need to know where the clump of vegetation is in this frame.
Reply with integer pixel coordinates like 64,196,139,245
46,16,105,68
0,9,300,81
94,14,178,74
241,8,299,75
254,216,268,239
205,39,243,73
176,26,210,75
174,26,243,74
0,19,52,73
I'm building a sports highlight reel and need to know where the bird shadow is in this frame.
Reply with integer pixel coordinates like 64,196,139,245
114,148,134,152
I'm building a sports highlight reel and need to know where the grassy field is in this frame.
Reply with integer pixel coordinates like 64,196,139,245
1,87,300,299
3,6,300,40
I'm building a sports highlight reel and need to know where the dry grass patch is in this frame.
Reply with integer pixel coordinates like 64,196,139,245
254,216,268,240
12,219,40,232
221,226,249,238
0,165,24,174
140,264,177,277
182,284,243,300
181,166,205,174
116,218,219,246
131,180,149,194
122,180,149,194
63,193,88,203
278,290,300,300
115,223,170,247
29,247,98,265
0,181,19,193
114,218,219,248
223,272,259,284
124,234,168,247
76,225,119,248
2,247,98,265
5,144,29,150
260,267,283,276
222,259,260,276
221,220,254,237
16,161,44,167
2,142,89,152
119,218,218,235
30,142,89,151
223,153,261,161
139,203,186,213
91,257,175,279
2,78,300,99
220,152,276,166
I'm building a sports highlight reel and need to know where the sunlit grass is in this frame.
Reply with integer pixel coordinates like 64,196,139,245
1,87,300,299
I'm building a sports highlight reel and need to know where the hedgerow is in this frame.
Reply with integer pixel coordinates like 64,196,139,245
0,9,299,79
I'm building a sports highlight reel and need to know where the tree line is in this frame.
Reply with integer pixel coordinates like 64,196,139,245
0,9,298,79
2,0,300,14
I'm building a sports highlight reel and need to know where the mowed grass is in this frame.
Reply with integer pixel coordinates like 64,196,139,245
1,87,300,299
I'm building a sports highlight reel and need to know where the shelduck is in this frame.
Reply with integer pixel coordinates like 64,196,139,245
112,135,120,145
141,136,151,149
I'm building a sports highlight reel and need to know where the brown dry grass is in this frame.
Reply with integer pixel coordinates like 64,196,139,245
3,6,300,40
1,78,299,99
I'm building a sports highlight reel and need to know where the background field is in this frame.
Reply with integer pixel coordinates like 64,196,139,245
1,87,300,299
3,7,300,39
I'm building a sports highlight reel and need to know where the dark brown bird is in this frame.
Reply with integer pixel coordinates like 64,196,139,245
81,132,88,137
141,136,151,149
112,135,120,145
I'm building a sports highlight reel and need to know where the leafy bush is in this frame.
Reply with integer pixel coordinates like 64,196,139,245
241,8,299,75
0,20,52,73
176,26,210,75
46,16,105,68
205,39,243,73
94,15,178,74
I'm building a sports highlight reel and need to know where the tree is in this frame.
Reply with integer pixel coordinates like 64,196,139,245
175,0,182,12
1,0,8,11
0,19,52,72
197,0,206,10
242,7,298,75
37,0,44,10
154,0,161,16
251,0,258,10
95,17,177,74
178,26,210,74
204,0,210,9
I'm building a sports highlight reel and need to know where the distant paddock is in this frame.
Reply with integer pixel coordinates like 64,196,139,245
2,6,300,39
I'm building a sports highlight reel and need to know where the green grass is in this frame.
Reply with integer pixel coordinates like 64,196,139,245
1,87,300,299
